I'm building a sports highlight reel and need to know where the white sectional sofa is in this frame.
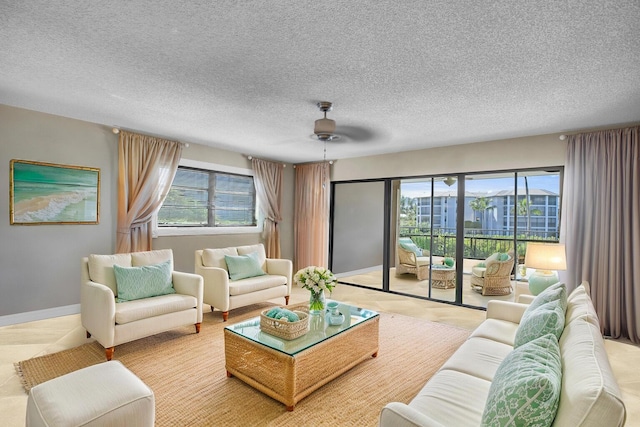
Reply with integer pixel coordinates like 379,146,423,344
195,243,292,321
379,282,626,427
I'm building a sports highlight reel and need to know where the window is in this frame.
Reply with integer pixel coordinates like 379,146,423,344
158,166,256,228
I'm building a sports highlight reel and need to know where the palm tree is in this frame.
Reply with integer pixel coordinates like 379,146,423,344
399,196,417,228
469,197,495,232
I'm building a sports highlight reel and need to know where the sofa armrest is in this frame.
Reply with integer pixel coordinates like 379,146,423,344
195,265,231,312
379,402,446,427
517,294,535,304
172,271,204,323
265,258,293,292
80,281,116,347
486,300,528,324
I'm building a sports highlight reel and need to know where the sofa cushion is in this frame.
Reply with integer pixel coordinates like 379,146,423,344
131,249,173,270
113,260,175,302
554,317,626,427
202,247,238,270
481,334,562,427
115,294,198,324
228,274,287,296
514,298,565,348
469,318,520,346
87,253,132,294
565,284,600,327
409,370,491,426
439,337,514,382
225,252,266,281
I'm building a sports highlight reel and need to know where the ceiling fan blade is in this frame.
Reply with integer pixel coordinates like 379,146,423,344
335,125,377,142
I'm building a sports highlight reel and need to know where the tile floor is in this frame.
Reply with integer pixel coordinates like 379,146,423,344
1,284,638,426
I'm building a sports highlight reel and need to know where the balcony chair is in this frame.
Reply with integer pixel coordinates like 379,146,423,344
396,237,431,281
469,251,515,296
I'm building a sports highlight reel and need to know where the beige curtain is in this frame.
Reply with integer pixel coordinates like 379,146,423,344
561,126,640,343
251,158,283,258
294,162,330,272
116,131,182,253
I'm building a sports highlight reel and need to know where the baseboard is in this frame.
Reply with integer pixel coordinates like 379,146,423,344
335,265,383,278
0,304,80,327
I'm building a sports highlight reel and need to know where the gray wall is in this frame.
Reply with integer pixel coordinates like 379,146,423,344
0,103,571,324
0,105,118,318
0,105,295,323
331,182,385,273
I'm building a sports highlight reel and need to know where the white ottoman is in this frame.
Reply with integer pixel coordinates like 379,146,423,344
26,360,154,427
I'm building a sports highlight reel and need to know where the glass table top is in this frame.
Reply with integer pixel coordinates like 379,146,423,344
224,300,379,356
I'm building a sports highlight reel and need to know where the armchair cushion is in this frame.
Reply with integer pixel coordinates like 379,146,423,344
87,253,132,295
113,260,175,302
115,294,198,324
225,252,266,281
202,247,239,271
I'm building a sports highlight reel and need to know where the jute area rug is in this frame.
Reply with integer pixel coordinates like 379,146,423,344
16,303,470,426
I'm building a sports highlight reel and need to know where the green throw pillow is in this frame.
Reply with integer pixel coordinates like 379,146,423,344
481,334,562,427
443,257,454,267
497,252,509,261
113,260,175,302
225,252,266,281
514,298,565,348
530,282,568,312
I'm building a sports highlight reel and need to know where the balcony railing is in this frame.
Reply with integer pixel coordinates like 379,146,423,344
399,226,559,262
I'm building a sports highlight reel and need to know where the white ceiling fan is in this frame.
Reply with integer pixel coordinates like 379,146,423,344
312,101,340,142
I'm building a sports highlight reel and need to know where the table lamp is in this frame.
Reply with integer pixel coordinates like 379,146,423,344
524,242,567,295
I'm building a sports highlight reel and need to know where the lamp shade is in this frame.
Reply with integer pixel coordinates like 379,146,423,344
524,242,567,271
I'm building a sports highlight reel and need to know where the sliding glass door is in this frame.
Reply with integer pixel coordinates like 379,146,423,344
330,167,562,309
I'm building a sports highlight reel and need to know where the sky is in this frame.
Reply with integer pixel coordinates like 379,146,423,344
401,174,560,198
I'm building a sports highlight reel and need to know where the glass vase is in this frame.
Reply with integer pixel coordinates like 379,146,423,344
309,289,326,314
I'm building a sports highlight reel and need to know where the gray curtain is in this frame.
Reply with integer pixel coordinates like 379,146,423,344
561,126,639,343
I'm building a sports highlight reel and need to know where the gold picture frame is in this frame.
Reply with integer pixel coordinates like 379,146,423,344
10,159,100,225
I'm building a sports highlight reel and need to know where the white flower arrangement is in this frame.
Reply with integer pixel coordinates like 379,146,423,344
294,266,337,294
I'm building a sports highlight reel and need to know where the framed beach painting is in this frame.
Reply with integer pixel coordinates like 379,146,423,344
10,159,100,225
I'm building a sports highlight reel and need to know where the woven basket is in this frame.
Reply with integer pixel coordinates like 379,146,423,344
260,309,310,340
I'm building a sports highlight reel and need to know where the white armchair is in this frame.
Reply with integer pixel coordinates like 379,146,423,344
81,249,203,360
195,244,292,321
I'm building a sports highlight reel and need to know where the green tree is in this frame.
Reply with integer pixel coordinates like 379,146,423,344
469,197,495,231
399,196,417,228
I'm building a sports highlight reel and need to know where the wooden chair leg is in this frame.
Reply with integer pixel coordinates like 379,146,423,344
195,323,201,333
222,311,229,322
105,347,114,361
285,295,290,305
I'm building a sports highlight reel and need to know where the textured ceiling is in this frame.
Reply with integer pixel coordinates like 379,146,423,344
1,1,639,163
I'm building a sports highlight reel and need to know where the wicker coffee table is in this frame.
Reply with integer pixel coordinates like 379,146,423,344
431,266,456,289
224,302,379,410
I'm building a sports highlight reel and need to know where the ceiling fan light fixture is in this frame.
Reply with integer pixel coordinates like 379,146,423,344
312,101,339,141
314,117,336,135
